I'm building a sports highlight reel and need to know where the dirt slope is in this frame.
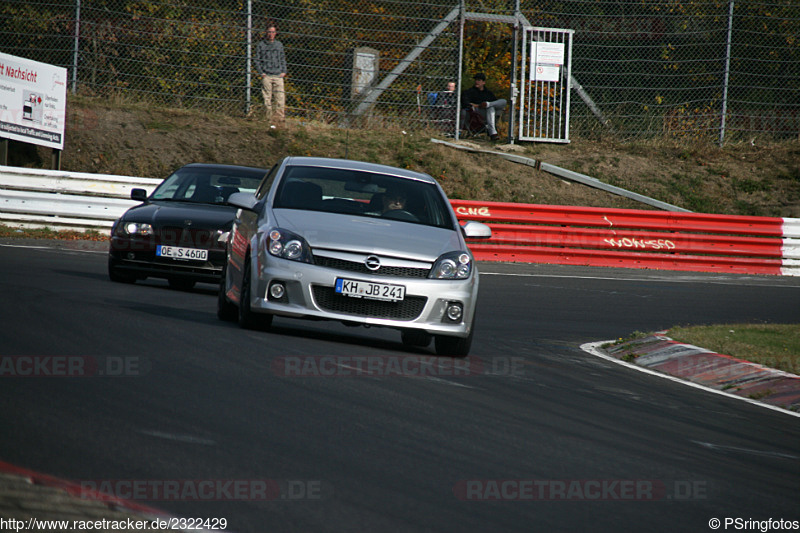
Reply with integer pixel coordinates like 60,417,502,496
11,96,800,217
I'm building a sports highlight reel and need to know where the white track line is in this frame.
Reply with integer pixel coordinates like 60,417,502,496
580,341,800,419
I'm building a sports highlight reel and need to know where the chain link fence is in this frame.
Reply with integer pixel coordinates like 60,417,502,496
2,0,798,142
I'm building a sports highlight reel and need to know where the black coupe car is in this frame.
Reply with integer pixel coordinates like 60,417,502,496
108,163,268,289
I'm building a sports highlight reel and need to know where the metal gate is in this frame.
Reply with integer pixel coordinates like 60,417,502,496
518,27,574,143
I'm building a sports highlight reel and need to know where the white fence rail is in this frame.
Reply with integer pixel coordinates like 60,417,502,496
0,165,161,231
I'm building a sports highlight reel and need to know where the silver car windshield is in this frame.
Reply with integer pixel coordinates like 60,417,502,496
151,167,264,204
272,166,456,230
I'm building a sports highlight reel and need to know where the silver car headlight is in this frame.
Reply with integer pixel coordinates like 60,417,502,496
266,228,313,263
430,251,472,279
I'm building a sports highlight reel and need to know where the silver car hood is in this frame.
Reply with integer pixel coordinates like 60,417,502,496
273,209,463,262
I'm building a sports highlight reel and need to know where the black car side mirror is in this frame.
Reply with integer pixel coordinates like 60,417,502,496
131,188,148,202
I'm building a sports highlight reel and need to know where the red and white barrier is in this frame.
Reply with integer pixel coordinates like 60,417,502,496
452,200,800,276
2,165,797,276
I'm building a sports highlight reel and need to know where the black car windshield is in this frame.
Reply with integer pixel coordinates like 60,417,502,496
272,166,456,230
151,167,265,204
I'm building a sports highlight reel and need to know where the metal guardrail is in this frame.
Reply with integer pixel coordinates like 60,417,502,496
1,165,798,276
0,165,160,230
452,200,800,276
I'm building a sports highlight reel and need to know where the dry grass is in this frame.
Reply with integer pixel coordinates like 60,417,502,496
667,324,800,374
9,95,798,217
0,226,106,241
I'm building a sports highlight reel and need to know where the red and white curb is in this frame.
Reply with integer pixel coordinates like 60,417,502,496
0,460,229,531
581,335,800,419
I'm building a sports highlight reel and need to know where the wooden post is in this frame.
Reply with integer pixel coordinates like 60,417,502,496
52,148,62,170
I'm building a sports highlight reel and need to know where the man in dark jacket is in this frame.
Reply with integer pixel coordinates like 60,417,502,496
255,20,287,126
461,73,506,141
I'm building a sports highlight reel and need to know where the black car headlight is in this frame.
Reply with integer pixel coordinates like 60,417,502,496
430,251,472,279
115,221,154,236
266,228,313,263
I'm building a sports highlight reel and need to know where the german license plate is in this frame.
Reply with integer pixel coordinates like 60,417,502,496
156,245,208,261
335,278,405,301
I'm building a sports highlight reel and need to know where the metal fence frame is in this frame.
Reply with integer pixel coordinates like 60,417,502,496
518,26,574,143
1,0,799,143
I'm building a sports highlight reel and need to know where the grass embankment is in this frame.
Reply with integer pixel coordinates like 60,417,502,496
667,324,800,375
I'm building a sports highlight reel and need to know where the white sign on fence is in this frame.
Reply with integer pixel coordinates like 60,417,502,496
0,52,67,150
530,41,565,82
519,28,574,143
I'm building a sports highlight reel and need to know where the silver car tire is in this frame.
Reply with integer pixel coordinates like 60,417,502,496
401,329,432,348
217,267,238,322
434,315,475,358
238,256,273,330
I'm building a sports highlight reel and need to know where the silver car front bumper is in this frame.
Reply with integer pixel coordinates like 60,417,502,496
249,253,479,337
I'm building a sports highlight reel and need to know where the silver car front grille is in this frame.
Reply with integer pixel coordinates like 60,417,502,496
311,286,427,320
314,256,430,278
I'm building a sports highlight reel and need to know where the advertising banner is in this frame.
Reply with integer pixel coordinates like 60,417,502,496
0,52,67,150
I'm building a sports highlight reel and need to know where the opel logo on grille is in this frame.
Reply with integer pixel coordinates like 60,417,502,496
364,255,381,271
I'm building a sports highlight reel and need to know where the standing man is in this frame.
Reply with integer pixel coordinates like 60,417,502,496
461,73,506,141
256,20,287,127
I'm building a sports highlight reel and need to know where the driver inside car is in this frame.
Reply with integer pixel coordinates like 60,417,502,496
382,188,408,214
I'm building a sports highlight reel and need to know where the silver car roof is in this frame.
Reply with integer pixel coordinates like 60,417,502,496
282,157,437,185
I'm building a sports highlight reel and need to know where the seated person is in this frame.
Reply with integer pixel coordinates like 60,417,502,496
367,186,418,222
432,81,457,134
461,72,507,141
381,188,407,214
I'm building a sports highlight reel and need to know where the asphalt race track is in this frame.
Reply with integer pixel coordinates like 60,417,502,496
1,240,799,532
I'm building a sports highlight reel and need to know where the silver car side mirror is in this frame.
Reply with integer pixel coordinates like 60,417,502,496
227,192,258,211
461,220,492,239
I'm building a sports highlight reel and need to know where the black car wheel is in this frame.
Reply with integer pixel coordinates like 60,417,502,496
238,256,272,330
108,258,136,284
168,278,196,291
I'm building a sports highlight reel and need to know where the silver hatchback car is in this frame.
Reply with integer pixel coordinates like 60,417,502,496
217,157,491,356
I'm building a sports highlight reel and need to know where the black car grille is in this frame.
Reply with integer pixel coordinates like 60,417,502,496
159,226,217,248
314,256,430,278
312,286,427,320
